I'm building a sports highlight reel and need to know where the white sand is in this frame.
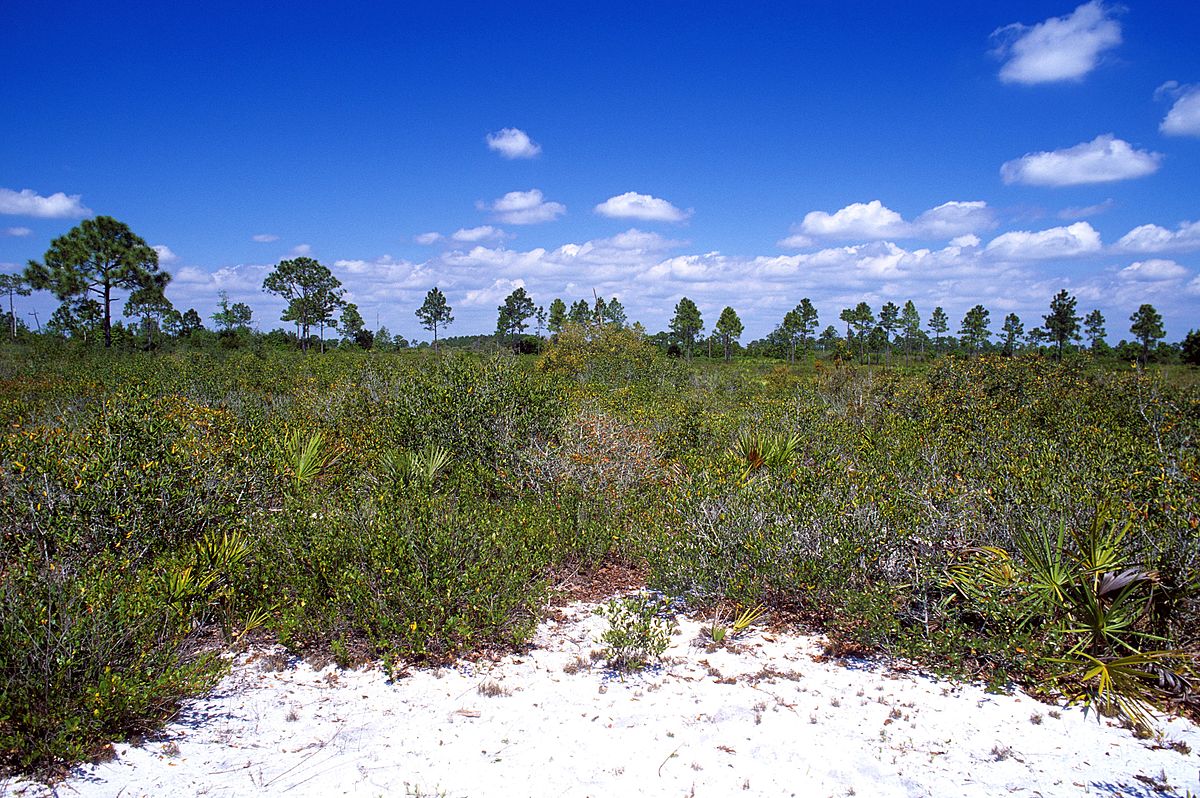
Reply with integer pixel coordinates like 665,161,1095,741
4,599,1199,797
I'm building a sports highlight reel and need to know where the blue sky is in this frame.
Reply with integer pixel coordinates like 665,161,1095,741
3,1,1199,342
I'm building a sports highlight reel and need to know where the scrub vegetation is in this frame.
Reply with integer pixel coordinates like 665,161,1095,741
1,332,1197,778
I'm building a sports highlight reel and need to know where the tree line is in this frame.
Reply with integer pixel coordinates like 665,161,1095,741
6,216,1199,365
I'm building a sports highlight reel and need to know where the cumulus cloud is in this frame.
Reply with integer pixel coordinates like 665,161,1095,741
463,278,526,307
414,232,442,245
252,233,279,243
289,244,313,257
992,1,1121,85
1157,82,1200,137
1000,135,1161,187
913,201,997,239
0,187,91,218
2,227,31,237
450,225,510,243
594,192,692,222
152,245,179,264
1118,259,1189,282
800,200,908,240
479,189,566,225
1116,219,1200,253
791,199,994,243
485,128,541,159
985,222,1102,260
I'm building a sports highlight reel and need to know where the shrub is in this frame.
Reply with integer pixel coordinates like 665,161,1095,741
596,593,676,670
0,558,222,775
255,491,561,660
537,321,666,386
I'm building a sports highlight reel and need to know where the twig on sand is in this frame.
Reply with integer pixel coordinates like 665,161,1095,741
657,743,683,777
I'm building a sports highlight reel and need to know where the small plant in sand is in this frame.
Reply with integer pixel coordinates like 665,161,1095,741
708,603,768,644
597,593,676,670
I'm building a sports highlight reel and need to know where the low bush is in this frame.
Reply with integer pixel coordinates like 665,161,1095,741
596,593,676,670
0,557,223,775
255,490,561,660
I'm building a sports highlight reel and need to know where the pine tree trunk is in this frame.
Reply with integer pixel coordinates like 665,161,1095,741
103,283,112,348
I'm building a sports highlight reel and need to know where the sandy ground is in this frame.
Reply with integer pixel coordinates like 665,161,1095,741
4,599,1199,798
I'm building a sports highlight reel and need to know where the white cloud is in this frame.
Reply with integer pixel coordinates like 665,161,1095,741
152,245,179,264
777,233,814,250
1058,198,1114,219
485,128,541,159
450,225,510,243
289,244,313,257
985,221,1102,260
173,266,212,285
949,234,981,248
0,187,91,218
1118,259,1189,282
479,189,566,225
414,232,442,245
795,199,994,242
543,229,684,268
800,200,908,240
603,228,682,251
2,227,32,237
1157,82,1200,137
913,201,997,239
992,1,1121,85
594,192,692,222
252,233,279,243
1116,219,1200,254
463,278,526,307
1000,135,1161,187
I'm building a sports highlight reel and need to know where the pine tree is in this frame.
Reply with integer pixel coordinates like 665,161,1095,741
1043,289,1081,360
1129,304,1164,363
547,298,566,335
714,306,743,362
604,297,628,328
496,287,536,350
262,256,343,352
900,300,921,362
416,287,454,352
959,305,991,353
567,299,591,325
928,307,949,353
1084,309,1107,350
25,216,164,348
1000,313,1024,356
669,297,704,359
878,302,900,365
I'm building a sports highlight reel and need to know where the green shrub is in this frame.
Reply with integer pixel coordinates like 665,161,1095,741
255,491,561,659
0,558,222,775
596,593,676,670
